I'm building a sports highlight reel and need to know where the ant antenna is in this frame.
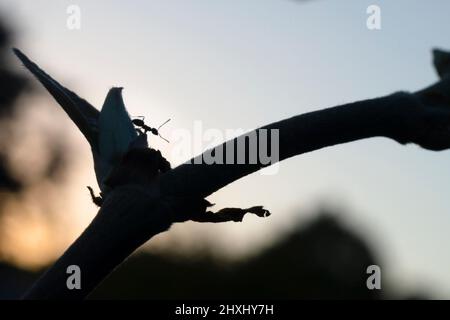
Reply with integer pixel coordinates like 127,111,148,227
157,118,171,143
158,118,171,130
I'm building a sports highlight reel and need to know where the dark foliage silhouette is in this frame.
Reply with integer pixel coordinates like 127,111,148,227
91,212,383,300
0,16,72,288
3,210,421,299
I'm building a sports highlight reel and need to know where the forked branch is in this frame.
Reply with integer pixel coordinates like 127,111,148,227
22,48,450,299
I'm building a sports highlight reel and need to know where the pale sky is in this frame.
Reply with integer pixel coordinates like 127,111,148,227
2,0,450,297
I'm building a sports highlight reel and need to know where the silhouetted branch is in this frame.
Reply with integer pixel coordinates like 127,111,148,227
23,48,450,299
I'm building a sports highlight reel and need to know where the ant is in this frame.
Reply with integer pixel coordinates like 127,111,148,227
132,117,171,143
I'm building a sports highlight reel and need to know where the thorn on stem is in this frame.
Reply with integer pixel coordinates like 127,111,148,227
87,186,103,207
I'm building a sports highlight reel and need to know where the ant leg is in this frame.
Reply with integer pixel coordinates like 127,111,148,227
87,186,104,207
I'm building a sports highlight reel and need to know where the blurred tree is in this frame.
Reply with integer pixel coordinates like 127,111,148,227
0,15,72,269
0,18,27,191
89,212,389,299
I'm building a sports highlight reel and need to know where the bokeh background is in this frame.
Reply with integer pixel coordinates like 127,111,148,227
0,0,450,299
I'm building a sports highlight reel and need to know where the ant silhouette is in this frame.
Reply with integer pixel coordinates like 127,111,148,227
132,117,171,143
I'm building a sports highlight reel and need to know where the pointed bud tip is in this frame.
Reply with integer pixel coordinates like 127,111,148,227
106,87,125,99
432,48,450,78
